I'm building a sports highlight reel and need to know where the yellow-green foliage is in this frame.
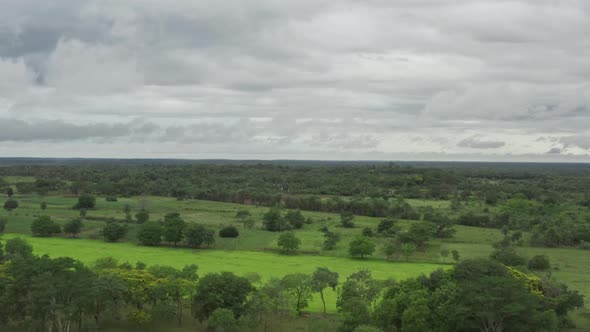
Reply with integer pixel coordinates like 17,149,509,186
506,265,543,298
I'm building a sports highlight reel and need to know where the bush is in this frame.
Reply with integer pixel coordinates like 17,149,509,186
219,226,239,238
103,222,128,242
76,194,96,209
528,255,551,270
30,215,61,237
362,227,374,237
105,196,118,202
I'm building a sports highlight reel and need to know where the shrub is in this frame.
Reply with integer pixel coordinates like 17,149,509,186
105,196,118,202
76,194,96,209
362,227,374,237
30,215,61,237
219,226,239,238
528,255,551,270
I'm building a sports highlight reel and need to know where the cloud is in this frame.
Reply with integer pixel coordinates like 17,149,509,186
0,0,588,161
457,136,506,149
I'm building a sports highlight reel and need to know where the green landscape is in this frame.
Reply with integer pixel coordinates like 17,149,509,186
1,161,590,331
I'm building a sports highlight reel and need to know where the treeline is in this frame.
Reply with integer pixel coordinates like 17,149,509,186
2,162,588,205
0,237,584,332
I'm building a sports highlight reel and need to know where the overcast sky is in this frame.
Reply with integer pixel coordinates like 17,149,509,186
0,0,589,161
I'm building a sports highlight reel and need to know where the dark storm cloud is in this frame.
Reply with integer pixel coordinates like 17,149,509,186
0,0,588,160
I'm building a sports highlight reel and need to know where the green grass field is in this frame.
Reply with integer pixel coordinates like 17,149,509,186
1,193,590,327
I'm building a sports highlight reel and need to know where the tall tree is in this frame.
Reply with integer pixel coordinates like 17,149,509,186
311,267,339,316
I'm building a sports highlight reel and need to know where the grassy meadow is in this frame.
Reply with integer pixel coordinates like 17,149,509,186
1,187,590,328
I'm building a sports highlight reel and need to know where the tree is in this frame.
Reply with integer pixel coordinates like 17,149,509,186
426,212,456,238
362,227,374,237
102,222,128,242
135,209,150,224
30,215,61,237
79,208,87,218
162,213,186,246
184,223,215,248
262,208,288,232
281,273,313,315
284,209,305,229
235,209,251,220
3,199,18,214
341,212,356,228
4,237,33,259
377,218,400,237
137,222,162,246
401,243,416,261
398,221,434,248
192,272,253,321
40,201,47,210
277,232,301,254
452,250,460,262
337,270,380,331
219,226,239,238
63,218,83,238
323,230,340,250
528,255,551,270
311,267,339,316
348,236,376,259
208,308,238,332
77,194,96,209
0,216,7,233
6,187,13,198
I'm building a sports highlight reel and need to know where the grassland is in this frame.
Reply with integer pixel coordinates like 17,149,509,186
1,190,590,327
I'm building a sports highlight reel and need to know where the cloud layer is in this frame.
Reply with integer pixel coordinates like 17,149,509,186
0,0,589,161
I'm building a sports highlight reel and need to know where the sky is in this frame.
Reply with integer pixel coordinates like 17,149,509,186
0,0,589,162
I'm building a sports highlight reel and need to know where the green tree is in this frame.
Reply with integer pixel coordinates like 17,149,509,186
348,236,376,259
235,209,251,220
135,209,150,224
208,308,238,332
102,222,128,242
452,250,460,262
311,267,339,316
3,198,18,214
4,237,33,259
340,212,356,228
337,270,380,331
137,222,162,246
284,209,305,229
63,218,83,238
30,215,61,237
401,243,416,261
40,201,47,210
192,272,253,321
184,223,215,248
262,208,288,232
77,194,96,209
6,187,14,198
277,232,301,254
0,216,7,233
281,273,313,315
162,213,186,246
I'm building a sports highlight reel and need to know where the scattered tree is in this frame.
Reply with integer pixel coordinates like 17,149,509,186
30,215,61,237
284,209,305,229
192,272,253,321
311,267,339,316
76,194,96,209
4,198,18,214
137,222,163,246
0,216,7,233
103,222,128,242
262,208,288,232
282,273,313,315
401,243,416,261
219,226,240,238
349,236,376,259
341,212,356,228
208,308,238,332
6,187,14,198
184,223,215,248
40,201,47,210
135,209,150,224
277,232,301,254
63,218,83,238
162,212,186,246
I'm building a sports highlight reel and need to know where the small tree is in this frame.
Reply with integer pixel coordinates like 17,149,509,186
235,209,251,220
137,222,163,246
362,227,374,237
6,187,14,198
277,232,301,254
348,236,376,259
184,223,215,248
285,209,305,229
242,218,255,229
281,273,313,315
77,194,96,209
63,218,83,238
30,215,61,237
219,226,240,238
135,209,150,224
40,201,47,210
340,212,355,228
103,222,128,242
262,208,287,232
323,230,340,250
401,243,416,261
208,308,238,332
79,208,87,218
451,249,460,262
311,267,339,316
528,255,551,270
0,216,7,233
3,199,18,214
440,247,450,261
162,213,186,246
